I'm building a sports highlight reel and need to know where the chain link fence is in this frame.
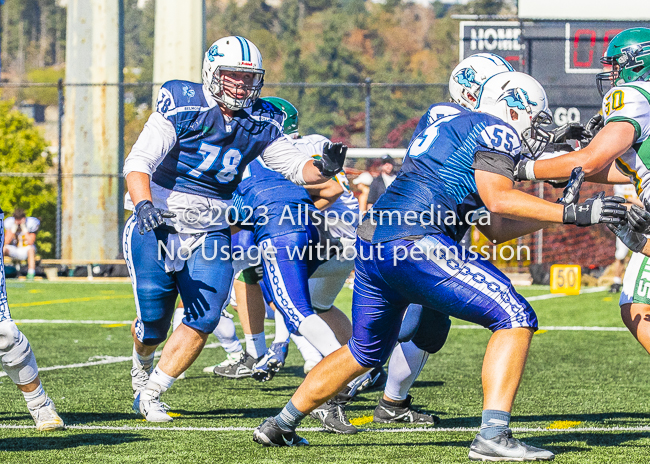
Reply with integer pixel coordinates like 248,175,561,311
0,80,616,278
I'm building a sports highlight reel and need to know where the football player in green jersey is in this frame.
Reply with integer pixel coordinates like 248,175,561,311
515,27,650,356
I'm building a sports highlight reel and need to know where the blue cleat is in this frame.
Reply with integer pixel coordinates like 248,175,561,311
251,342,289,382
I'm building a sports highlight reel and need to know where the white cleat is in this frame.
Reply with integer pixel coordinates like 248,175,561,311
203,350,243,373
132,390,173,422
29,397,65,431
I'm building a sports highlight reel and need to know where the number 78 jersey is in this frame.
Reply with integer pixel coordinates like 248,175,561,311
604,81,650,203
151,80,285,200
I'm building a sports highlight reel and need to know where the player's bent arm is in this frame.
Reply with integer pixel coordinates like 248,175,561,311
305,179,344,210
477,214,550,244
475,170,564,223
261,137,341,185
4,230,14,246
126,172,153,205
533,122,636,179
585,161,631,184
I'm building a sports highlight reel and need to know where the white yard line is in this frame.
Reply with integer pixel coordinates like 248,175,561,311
525,286,608,301
1,424,649,433
0,335,275,378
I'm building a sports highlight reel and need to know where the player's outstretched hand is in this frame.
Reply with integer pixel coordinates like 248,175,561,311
608,223,648,254
556,167,584,205
627,204,650,234
551,123,591,143
135,200,176,235
562,192,626,227
315,142,347,178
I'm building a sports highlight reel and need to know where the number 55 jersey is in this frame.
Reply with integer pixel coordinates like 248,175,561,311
123,80,312,233
603,81,650,204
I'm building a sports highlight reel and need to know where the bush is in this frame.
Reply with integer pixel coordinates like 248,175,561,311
0,99,56,257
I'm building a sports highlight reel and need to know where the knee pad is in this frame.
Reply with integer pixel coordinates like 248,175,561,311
411,310,451,355
0,320,39,385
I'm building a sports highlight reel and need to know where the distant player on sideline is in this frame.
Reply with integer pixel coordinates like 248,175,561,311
252,71,627,461
123,36,346,422
3,208,40,280
0,207,64,430
515,28,650,362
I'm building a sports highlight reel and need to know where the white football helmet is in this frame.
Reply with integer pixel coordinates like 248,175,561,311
202,36,265,110
475,72,552,159
449,53,514,109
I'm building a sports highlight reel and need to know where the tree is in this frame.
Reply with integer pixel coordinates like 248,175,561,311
0,100,55,256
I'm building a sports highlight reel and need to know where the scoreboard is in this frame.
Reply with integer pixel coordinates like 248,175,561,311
459,21,647,126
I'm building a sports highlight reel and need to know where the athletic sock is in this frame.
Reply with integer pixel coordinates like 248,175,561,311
23,383,47,409
379,396,408,408
245,332,266,359
275,399,306,431
297,314,341,357
291,333,323,364
273,310,291,344
213,315,242,353
384,341,429,401
132,345,155,373
144,366,176,397
480,409,511,439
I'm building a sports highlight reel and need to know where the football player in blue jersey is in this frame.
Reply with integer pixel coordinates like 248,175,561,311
123,36,347,422
253,71,627,460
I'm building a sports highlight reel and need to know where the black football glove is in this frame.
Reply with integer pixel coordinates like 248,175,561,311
314,142,347,178
580,113,604,148
627,204,650,234
551,123,591,143
608,223,648,253
562,192,627,227
556,167,584,205
135,200,176,235
585,113,604,137
514,159,535,182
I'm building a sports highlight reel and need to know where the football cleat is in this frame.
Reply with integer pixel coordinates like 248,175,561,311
469,429,555,461
29,396,65,431
251,342,289,382
131,365,152,399
357,366,388,392
203,350,243,373
373,395,440,425
253,417,309,447
310,392,357,434
132,390,173,422
212,351,259,379
609,283,622,294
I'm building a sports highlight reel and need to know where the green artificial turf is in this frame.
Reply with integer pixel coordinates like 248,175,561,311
1,281,649,463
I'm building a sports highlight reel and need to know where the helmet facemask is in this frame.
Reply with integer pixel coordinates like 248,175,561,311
209,66,265,110
521,111,553,160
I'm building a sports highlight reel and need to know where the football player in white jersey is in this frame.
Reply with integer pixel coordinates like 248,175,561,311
3,209,40,280
123,36,347,422
515,27,650,359
0,208,64,430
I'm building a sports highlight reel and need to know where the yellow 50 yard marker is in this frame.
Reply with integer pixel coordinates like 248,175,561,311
550,265,581,295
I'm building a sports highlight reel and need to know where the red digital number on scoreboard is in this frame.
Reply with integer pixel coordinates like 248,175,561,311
567,24,623,72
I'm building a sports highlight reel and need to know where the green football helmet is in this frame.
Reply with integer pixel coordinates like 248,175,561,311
597,27,650,96
261,96,299,135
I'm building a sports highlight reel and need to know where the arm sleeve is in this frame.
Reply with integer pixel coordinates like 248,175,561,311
472,151,515,181
123,112,177,177
260,136,312,185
